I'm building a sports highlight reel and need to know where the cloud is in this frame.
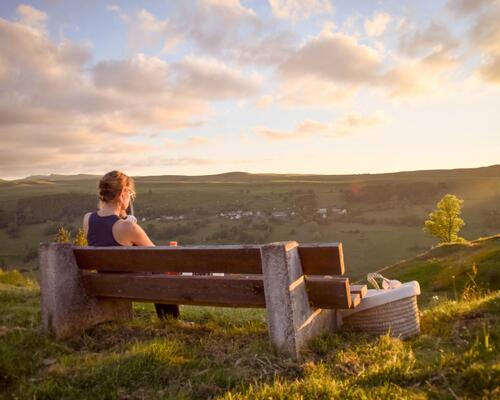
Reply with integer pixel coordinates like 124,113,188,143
469,4,500,53
234,30,297,65
478,54,500,83
364,12,392,37
254,112,386,141
253,126,313,141
173,56,261,99
446,0,496,16
164,136,212,149
118,3,297,66
93,54,170,94
276,24,464,101
202,0,256,17
398,21,458,57
127,9,181,53
256,76,357,108
333,112,386,136
382,50,459,97
268,0,333,22
16,4,47,28
280,31,382,84
467,2,500,83
106,4,129,21
124,1,260,58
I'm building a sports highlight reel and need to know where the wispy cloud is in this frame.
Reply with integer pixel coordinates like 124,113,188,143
364,12,392,37
164,136,212,149
268,0,334,22
254,113,387,141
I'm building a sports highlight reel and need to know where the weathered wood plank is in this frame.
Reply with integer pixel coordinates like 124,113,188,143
299,243,344,275
74,243,345,276
350,293,361,308
74,246,263,274
82,273,266,307
82,273,355,309
305,276,351,309
350,284,367,298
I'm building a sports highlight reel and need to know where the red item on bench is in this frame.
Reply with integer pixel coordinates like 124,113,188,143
166,241,179,275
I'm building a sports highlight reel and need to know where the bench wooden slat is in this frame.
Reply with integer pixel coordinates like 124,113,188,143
350,293,361,308
350,284,367,298
74,242,345,276
299,243,344,275
74,246,263,274
305,276,351,309
82,273,354,309
82,273,266,308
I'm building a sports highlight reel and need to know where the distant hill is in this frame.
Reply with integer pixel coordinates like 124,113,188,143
137,164,500,184
19,173,100,182
380,234,500,304
7,164,500,184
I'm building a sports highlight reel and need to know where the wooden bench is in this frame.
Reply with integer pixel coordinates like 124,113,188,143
39,241,365,357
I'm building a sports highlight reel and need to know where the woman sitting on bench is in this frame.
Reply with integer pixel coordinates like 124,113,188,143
82,170,179,319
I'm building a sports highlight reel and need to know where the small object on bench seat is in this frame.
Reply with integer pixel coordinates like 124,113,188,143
39,241,358,358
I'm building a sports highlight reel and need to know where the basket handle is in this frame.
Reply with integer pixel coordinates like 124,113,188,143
367,273,402,290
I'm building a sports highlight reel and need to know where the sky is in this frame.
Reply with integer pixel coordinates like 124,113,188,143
0,0,499,179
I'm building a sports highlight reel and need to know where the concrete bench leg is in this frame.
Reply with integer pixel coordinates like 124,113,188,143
39,243,132,339
261,241,340,358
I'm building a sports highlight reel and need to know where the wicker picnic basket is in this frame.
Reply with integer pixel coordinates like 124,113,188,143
341,274,421,339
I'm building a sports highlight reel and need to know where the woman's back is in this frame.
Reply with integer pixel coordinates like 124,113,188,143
86,211,121,246
83,170,177,318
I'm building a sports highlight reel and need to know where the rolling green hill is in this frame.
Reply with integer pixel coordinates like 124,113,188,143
1,165,499,276
380,235,500,304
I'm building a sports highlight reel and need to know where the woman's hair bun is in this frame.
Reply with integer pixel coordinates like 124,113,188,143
98,170,134,203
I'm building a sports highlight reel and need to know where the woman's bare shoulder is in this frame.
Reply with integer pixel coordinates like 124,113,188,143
114,219,154,246
114,218,133,230
83,212,92,225
83,212,92,235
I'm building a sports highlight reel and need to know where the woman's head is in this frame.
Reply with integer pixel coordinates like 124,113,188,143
98,170,135,211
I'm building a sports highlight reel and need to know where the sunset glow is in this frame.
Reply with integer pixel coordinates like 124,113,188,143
1,0,499,179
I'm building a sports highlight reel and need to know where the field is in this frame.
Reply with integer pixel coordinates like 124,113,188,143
1,165,500,280
0,236,499,399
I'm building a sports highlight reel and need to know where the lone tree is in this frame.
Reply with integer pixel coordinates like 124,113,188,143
424,194,465,243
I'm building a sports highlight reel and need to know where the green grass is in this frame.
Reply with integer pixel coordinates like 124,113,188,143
381,235,500,305
0,263,499,399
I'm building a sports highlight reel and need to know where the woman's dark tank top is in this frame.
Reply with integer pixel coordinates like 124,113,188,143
87,212,122,246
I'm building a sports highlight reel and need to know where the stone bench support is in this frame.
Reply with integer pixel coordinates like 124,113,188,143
261,242,341,357
39,243,132,339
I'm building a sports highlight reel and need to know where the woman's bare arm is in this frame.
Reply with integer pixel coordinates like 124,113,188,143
130,223,155,246
83,212,91,237
114,221,155,247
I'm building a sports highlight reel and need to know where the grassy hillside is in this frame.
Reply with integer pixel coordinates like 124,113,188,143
0,239,499,399
381,235,500,305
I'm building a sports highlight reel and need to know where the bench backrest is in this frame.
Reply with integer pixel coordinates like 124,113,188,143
74,242,356,309
73,243,345,275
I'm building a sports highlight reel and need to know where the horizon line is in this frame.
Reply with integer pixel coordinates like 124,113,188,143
2,163,499,182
